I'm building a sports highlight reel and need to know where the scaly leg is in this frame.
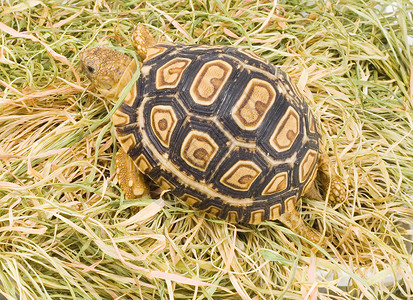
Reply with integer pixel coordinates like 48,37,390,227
279,208,321,244
115,147,149,199
132,24,156,60
279,198,321,244
303,149,346,203
284,149,345,244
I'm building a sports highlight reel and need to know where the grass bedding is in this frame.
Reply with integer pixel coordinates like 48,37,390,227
0,0,413,299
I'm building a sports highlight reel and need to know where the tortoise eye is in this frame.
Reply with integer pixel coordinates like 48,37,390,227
87,66,95,73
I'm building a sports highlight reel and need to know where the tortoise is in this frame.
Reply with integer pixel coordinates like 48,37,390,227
79,24,345,242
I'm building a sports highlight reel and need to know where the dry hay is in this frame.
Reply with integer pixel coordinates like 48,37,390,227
0,0,413,299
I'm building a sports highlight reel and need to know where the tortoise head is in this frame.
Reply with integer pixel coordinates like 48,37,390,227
79,46,136,100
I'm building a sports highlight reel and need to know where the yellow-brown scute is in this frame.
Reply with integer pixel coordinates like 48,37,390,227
80,46,132,94
114,43,321,224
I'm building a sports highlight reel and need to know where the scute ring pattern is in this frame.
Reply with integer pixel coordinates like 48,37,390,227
114,43,320,224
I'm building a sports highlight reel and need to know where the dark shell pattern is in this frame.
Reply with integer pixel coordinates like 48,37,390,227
113,43,320,224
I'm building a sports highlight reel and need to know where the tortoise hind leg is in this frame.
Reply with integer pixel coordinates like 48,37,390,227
303,149,346,203
282,149,346,244
115,147,149,199
329,176,346,203
316,149,346,203
279,208,321,244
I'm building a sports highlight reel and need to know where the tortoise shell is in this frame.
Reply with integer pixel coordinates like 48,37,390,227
113,43,320,224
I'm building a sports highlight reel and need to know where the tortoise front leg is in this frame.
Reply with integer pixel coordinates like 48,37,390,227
132,24,156,60
115,147,149,199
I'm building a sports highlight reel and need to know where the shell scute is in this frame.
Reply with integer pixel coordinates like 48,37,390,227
115,44,320,223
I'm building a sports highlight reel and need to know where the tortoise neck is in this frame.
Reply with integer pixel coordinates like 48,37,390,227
108,59,138,102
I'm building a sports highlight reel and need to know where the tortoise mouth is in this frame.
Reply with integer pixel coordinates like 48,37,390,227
80,62,94,82
80,61,114,92
79,46,136,100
